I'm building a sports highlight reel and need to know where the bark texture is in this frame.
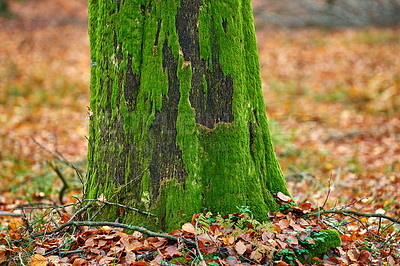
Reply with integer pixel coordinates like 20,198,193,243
87,0,291,231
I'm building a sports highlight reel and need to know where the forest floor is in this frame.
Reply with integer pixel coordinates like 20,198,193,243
0,0,399,265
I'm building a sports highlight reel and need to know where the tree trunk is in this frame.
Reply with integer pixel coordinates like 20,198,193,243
86,0,291,231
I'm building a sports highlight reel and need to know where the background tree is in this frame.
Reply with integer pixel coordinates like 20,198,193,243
86,0,291,231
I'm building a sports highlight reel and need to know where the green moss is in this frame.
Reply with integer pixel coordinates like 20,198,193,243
297,229,341,263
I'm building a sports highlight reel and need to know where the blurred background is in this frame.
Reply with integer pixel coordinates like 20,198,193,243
0,0,399,213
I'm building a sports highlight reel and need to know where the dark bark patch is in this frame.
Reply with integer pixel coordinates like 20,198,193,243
249,120,254,151
253,109,259,126
113,29,118,49
175,0,202,62
140,4,145,16
222,18,227,34
148,38,187,202
124,54,140,109
175,2,234,129
116,0,121,12
154,19,162,47
147,3,152,14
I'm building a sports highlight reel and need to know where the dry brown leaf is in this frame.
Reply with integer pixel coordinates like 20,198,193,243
125,251,136,263
164,246,183,258
347,250,357,262
358,250,370,262
182,223,195,234
97,193,107,205
277,192,291,202
72,258,88,266
234,241,246,255
223,235,235,245
0,250,6,264
250,250,263,262
278,219,289,229
30,254,48,266
84,237,95,247
287,235,298,245
35,247,46,255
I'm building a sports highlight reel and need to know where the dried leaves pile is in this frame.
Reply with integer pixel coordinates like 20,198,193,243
1,192,399,265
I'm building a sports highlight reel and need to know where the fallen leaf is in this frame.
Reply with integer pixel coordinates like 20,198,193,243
100,226,112,233
287,235,298,245
182,223,195,234
164,246,183,258
277,192,291,202
30,254,48,266
72,258,88,265
35,247,46,255
250,250,263,262
125,251,136,263
84,237,95,247
234,241,246,255
347,250,357,262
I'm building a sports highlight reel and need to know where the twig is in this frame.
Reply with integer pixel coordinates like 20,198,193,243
49,162,69,205
0,212,22,217
322,173,332,208
28,203,92,239
194,218,206,264
31,136,85,194
83,199,156,217
18,252,26,266
303,209,400,225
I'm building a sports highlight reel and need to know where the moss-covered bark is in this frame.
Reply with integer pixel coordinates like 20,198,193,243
87,0,291,231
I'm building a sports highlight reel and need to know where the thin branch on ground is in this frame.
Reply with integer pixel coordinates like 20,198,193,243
0,212,23,217
322,173,332,208
194,218,206,264
304,209,400,225
83,199,156,217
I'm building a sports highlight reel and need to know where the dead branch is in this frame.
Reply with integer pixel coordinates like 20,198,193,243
83,199,156,217
304,209,400,225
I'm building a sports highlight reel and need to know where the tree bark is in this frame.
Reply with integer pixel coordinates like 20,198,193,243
86,0,291,231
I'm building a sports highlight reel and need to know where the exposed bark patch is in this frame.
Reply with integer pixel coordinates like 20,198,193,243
154,19,161,46
116,0,121,13
249,120,254,150
175,2,234,129
148,38,187,202
222,18,227,34
253,109,259,125
140,4,145,16
124,54,140,109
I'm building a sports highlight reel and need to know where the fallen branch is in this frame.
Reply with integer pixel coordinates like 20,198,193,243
0,212,22,217
83,199,156,217
33,219,195,246
304,209,400,225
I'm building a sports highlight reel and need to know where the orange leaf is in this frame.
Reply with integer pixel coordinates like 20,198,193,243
9,218,23,232
276,261,289,266
0,250,6,264
30,254,48,266
358,250,370,262
235,241,246,255
72,258,88,266
197,240,208,254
